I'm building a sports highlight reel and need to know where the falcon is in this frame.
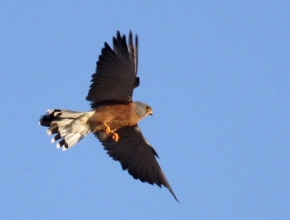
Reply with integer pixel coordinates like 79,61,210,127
39,31,178,201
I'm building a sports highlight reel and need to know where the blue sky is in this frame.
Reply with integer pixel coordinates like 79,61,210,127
0,1,289,219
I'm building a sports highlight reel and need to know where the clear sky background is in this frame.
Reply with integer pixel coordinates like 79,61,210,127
0,1,289,219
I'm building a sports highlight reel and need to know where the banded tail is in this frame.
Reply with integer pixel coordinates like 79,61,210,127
39,109,94,151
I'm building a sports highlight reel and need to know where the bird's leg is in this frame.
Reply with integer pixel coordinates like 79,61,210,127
103,123,119,142
111,132,119,142
103,123,111,134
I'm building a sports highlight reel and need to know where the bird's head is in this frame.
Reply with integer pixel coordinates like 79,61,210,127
134,101,153,119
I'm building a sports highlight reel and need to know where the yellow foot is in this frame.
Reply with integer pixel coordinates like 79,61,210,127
103,123,111,134
112,133,119,142
102,123,119,142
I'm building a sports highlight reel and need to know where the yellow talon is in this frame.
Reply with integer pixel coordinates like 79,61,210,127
112,133,119,142
102,123,119,141
104,127,110,134
103,123,111,134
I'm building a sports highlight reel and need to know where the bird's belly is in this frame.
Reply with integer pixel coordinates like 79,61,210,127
89,104,137,131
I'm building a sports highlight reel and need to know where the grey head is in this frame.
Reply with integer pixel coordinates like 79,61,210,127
134,101,153,119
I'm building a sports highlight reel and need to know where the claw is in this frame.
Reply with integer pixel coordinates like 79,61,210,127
103,123,111,134
112,133,119,142
104,127,110,134
102,123,119,141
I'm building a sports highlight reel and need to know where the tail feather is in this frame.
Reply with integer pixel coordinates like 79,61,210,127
39,109,94,151
51,133,61,143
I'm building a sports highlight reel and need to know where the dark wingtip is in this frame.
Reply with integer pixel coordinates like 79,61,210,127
159,168,179,202
129,30,133,43
135,33,138,47
134,77,140,88
166,185,179,202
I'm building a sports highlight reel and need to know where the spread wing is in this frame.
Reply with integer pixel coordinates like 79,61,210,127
86,31,139,108
97,125,179,201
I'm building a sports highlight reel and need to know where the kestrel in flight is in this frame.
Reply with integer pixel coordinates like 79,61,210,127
39,31,178,201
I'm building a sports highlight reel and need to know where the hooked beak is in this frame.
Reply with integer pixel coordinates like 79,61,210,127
148,109,153,116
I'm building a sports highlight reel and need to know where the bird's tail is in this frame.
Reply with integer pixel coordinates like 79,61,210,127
39,109,94,151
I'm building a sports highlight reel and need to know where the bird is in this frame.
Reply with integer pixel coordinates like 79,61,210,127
39,31,178,202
